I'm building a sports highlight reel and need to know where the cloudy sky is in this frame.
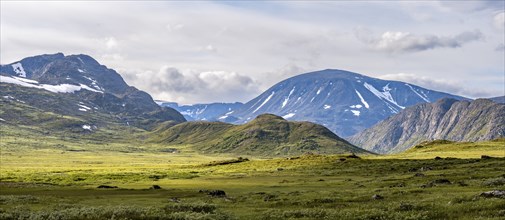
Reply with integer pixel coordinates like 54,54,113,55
1,1,504,104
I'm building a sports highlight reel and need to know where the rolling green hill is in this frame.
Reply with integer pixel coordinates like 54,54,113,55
150,114,369,157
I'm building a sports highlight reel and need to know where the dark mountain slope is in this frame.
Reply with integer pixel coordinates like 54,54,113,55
349,98,505,154
0,53,185,131
489,95,505,104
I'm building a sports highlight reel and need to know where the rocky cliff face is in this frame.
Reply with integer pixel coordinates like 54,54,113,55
349,98,505,154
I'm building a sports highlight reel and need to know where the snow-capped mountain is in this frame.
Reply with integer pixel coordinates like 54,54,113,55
0,53,185,130
157,101,243,122
222,69,468,137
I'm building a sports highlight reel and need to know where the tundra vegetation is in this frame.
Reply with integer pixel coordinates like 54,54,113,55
1,125,504,219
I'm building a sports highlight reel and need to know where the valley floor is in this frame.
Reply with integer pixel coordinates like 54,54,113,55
1,141,505,219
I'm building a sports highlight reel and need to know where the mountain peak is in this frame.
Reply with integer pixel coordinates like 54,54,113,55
66,54,101,67
1,53,186,130
21,52,65,62
294,69,368,81
433,98,460,110
222,69,468,137
253,113,286,122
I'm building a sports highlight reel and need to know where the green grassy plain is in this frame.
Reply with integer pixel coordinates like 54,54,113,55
1,125,504,219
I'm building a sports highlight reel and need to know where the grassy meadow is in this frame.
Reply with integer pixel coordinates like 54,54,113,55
1,125,504,219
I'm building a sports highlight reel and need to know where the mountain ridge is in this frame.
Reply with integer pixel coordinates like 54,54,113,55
488,95,505,104
349,98,505,154
0,53,185,131
157,101,243,122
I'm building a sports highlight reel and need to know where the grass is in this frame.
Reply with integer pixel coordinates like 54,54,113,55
378,139,505,159
1,125,504,219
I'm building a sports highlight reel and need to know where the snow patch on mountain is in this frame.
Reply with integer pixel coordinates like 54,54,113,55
405,84,430,102
218,110,235,119
253,91,275,113
355,90,370,108
11,63,26,77
282,87,295,108
385,102,399,114
282,113,296,119
78,69,85,73
82,125,92,130
0,75,103,94
323,104,331,109
78,84,103,93
82,76,103,91
351,110,361,116
78,104,91,111
364,82,404,109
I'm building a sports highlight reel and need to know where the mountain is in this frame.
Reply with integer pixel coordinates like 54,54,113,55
0,53,185,131
349,98,505,154
149,114,368,156
222,69,467,137
489,96,505,104
157,101,243,122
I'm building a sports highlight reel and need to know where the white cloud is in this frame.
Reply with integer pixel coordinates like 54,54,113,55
494,12,505,30
101,53,124,61
1,1,503,102
356,29,484,53
166,23,185,31
105,37,118,50
202,44,217,53
438,1,504,12
120,67,260,104
496,43,505,51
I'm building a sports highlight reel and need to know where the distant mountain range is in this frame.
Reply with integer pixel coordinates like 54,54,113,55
3,53,501,156
219,69,468,137
149,114,368,156
349,98,505,154
0,53,366,157
157,101,243,122
0,53,185,131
